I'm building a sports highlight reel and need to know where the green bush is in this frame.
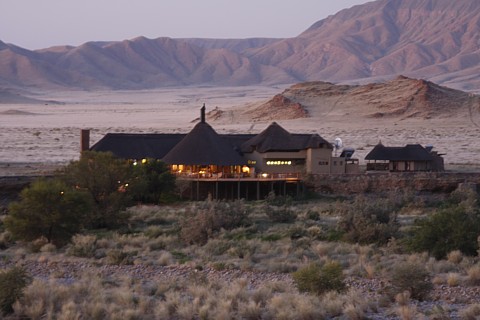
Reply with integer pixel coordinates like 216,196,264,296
0,267,31,315
387,261,432,301
407,205,480,259
5,178,92,246
60,151,132,228
129,159,176,204
292,261,345,295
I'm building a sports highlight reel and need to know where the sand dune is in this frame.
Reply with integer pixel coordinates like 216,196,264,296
0,83,479,174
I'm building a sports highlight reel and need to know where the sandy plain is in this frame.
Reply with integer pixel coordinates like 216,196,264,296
1,85,480,175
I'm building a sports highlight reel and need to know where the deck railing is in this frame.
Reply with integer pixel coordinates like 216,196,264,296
174,172,302,180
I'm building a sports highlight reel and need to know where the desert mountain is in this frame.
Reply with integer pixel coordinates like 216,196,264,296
2,0,480,90
221,76,480,122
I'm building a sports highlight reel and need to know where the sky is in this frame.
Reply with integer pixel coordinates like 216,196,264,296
1,0,370,50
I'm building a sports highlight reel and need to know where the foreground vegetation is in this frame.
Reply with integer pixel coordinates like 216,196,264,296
1,152,480,318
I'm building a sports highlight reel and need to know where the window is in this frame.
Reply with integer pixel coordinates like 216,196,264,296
318,161,329,165
266,160,293,166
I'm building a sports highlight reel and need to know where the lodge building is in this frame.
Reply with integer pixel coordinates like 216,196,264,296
85,106,359,199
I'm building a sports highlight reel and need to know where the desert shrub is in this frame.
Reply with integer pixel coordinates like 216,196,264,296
106,249,136,265
67,234,98,258
129,159,176,204
60,151,132,228
461,304,480,320
0,266,31,315
0,231,12,249
292,261,345,295
179,199,250,245
265,206,297,223
5,178,92,246
263,192,297,223
387,261,432,301
407,205,480,259
337,195,399,245
467,264,480,285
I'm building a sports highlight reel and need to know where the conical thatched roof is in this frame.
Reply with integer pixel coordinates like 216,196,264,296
162,122,247,166
241,122,332,153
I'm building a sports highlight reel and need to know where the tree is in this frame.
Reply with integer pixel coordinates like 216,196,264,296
5,178,91,245
60,151,132,228
129,159,176,204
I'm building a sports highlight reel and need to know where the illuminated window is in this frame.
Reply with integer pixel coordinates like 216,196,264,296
247,160,257,165
266,160,293,166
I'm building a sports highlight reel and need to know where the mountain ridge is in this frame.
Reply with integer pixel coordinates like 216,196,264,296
2,0,480,91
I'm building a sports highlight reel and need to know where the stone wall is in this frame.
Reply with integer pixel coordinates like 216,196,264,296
308,172,480,195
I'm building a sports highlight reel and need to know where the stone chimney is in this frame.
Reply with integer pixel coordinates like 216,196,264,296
201,103,206,123
81,129,90,152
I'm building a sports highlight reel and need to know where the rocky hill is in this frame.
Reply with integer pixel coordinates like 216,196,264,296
2,0,480,91
223,76,480,122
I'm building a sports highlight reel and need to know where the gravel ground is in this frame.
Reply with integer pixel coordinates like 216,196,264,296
1,258,479,319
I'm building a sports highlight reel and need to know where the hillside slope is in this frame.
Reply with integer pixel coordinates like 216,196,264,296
2,0,480,90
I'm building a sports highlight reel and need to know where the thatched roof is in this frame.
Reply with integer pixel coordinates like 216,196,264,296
365,144,434,161
90,133,185,159
241,122,332,153
162,122,247,166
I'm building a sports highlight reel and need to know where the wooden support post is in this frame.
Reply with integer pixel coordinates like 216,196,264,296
190,181,193,200
196,180,200,200
215,181,218,200
237,181,241,200
257,181,260,200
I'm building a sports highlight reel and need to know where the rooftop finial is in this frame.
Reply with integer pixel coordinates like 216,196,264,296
201,103,206,123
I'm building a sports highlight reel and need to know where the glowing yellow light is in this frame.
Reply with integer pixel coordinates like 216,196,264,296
133,161,138,166
242,166,250,173
142,159,147,164
262,173,268,178
60,191,64,195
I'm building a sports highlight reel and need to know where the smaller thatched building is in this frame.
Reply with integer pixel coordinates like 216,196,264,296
365,143,444,172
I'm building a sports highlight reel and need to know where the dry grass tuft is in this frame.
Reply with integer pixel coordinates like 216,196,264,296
467,264,480,285
446,250,463,264
446,272,461,287
460,304,480,320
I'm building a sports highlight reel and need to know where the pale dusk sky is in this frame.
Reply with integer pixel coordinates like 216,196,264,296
1,0,371,50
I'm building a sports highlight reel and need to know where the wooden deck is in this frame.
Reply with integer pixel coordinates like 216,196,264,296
174,173,304,200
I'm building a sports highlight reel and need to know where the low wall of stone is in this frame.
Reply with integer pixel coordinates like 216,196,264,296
308,172,480,195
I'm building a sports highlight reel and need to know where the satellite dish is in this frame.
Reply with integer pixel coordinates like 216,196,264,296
334,137,343,149
334,137,343,156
